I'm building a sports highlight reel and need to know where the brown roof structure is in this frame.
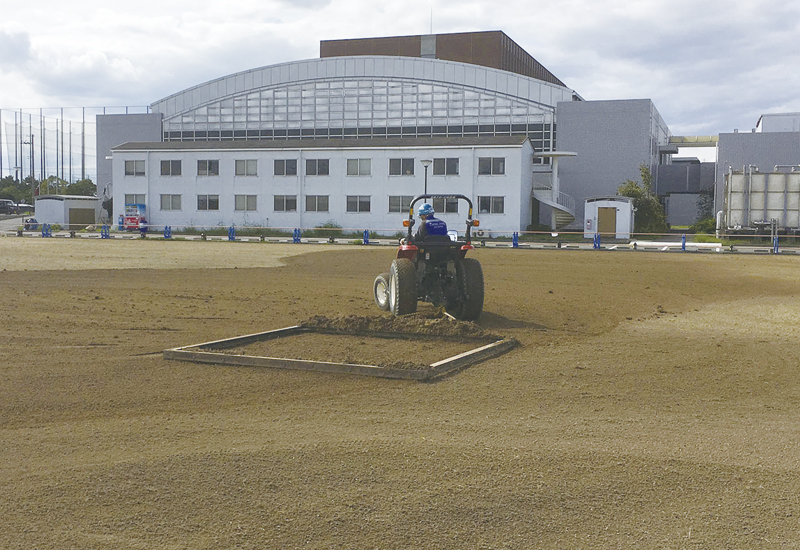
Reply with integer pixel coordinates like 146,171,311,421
320,30,567,88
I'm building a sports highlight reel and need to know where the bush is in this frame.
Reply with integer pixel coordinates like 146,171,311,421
688,217,716,234
617,165,668,234
693,234,721,243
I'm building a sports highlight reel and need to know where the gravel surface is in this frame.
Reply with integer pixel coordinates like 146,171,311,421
2,238,800,549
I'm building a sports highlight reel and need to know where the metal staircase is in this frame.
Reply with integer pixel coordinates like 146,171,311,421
532,182,577,229
531,151,579,230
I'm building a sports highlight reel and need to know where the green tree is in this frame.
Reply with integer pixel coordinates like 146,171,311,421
66,178,96,196
41,176,69,195
0,175,34,203
617,165,668,234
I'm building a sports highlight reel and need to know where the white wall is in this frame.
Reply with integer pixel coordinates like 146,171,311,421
112,142,533,235
34,198,67,225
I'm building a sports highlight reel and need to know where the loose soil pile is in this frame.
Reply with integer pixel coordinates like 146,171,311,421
2,239,800,549
300,313,499,339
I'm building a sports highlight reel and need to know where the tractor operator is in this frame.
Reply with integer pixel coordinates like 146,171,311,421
414,203,448,241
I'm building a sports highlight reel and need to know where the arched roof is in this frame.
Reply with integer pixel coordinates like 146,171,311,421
151,55,575,118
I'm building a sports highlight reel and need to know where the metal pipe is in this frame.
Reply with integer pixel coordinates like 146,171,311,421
725,166,732,229
745,165,751,226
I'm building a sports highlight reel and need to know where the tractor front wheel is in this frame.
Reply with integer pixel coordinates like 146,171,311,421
388,259,417,316
373,272,390,311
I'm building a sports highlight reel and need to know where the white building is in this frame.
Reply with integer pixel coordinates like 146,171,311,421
100,30,684,232
34,195,100,229
111,136,534,234
583,196,634,240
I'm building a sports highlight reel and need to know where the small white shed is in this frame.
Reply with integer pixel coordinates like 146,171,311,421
34,195,100,229
583,196,634,240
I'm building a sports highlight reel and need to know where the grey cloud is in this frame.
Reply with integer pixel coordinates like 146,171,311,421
0,30,33,68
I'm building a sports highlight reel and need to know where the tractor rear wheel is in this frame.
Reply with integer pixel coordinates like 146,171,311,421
388,259,417,316
448,258,484,321
373,272,390,310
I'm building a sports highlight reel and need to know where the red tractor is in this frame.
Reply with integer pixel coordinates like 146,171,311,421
373,194,484,321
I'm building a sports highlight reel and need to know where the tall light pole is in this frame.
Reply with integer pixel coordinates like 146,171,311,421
420,159,432,201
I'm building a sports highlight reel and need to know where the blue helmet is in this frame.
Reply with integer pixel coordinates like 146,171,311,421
417,203,435,217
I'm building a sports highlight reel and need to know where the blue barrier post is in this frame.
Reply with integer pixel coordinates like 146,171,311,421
681,234,686,252
101,225,110,239
363,229,370,245
512,232,519,248
293,229,301,243
228,226,236,241
41,223,51,238
774,235,779,254
593,233,601,249
164,226,172,239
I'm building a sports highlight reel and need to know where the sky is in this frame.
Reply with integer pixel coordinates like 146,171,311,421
0,0,798,139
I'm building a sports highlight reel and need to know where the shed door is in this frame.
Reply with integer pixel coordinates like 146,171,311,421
598,207,617,235
68,208,96,228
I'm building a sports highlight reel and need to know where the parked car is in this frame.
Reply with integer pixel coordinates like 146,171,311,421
0,199,16,214
15,203,34,213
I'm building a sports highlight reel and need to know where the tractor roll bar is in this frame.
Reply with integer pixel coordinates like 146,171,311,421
406,194,478,242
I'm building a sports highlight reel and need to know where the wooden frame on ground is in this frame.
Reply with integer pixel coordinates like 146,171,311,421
163,325,517,381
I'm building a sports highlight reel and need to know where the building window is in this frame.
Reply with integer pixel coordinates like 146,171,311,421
160,194,182,211
235,159,258,176
197,194,219,211
160,160,181,176
346,195,371,212
274,159,298,176
235,194,257,211
346,158,371,176
124,160,145,176
306,159,329,176
478,157,505,175
274,195,297,212
433,157,459,175
125,194,145,205
305,195,329,212
388,195,413,213
433,196,459,214
389,158,414,176
478,196,504,214
197,160,219,176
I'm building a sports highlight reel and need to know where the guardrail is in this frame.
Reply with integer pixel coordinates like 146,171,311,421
531,183,576,215
4,225,800,255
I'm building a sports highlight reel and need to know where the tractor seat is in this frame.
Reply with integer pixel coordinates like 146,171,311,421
417,234,458,263
420,234,453,244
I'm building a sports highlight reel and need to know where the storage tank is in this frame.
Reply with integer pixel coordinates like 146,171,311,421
724,167,800,230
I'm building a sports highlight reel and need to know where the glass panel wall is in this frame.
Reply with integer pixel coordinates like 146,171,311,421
161,78,556,154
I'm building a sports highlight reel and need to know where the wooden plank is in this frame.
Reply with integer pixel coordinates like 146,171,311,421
163,348,429,380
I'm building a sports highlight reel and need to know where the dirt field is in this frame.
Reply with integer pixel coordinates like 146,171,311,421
2,238,800,549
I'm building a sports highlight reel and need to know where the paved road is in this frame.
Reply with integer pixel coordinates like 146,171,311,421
0,216,24,232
